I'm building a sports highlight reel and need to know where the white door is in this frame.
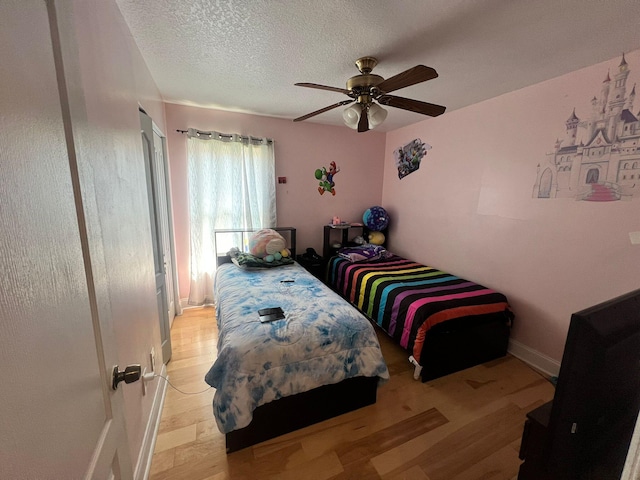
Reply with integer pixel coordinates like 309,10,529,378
152,125,177,325
0,2,132,478
141,112,173,363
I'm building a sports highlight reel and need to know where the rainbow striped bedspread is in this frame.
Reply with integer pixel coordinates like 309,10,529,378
327,255,511,364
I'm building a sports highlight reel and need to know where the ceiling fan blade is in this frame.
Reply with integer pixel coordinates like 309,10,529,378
295,82,351,95
378,95,446,117
293,100,353,122
376,65,438,94
358,106,369,133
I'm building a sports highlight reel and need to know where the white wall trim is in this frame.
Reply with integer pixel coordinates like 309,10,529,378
134,363,168,480
179,298,215,310
508,339,561,378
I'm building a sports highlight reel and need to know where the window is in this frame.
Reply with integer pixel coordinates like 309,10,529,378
186,130,276,304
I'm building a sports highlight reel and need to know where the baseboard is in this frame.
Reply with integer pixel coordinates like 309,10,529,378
508,339,561,378
134,363,168,480
180,298,215,310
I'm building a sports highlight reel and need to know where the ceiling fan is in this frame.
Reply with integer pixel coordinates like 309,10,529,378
293,56,446,132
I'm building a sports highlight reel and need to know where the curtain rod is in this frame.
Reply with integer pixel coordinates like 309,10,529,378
176,129,273,144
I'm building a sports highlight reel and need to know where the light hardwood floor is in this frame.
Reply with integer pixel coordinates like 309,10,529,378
149,307,554,480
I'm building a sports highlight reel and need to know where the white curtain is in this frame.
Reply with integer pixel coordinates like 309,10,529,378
187,129,276,305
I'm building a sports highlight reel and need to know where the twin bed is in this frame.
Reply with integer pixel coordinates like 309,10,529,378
205,228,389,452
326,250,512,381
205,228,512,451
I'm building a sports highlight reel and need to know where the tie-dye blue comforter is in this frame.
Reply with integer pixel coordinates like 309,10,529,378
204,261,389,434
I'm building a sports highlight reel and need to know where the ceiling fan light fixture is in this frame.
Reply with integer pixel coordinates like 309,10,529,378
342,103,362,129
294,57,445,128
368,103,388,128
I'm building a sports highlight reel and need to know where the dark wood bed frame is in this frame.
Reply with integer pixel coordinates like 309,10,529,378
417,311,512,381
325,258,512,383
213,227,382,452
226,376,378,453
214,227,297,267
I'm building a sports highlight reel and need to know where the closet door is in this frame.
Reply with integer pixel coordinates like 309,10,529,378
141,112,173,363
0,2,132,478
153,127,177,324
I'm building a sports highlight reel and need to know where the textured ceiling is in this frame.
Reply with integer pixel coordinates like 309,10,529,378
116,0,640,132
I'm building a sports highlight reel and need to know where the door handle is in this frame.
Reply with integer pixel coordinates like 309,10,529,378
112,364,142,390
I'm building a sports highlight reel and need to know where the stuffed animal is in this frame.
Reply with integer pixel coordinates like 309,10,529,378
265,249,290,262
248,229,286,258
368,231,385,245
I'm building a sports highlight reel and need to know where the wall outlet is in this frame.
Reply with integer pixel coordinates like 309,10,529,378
630,231,640,245
149,347,156,373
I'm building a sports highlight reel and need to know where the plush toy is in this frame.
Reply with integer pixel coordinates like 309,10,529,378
368,231,386,245
363,206,389,231
264,249,290,262
353,235,365,245
315,161,340,195
248,229,286,258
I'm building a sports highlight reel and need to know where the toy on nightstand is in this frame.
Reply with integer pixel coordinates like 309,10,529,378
368,231,385,245
362,206,389,247
353,235,365,245
362,206,389,231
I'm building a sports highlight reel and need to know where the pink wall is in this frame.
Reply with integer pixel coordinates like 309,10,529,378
383,49,640,364
165,104,386,299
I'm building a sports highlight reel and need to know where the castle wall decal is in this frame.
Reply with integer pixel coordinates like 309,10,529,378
533,54,640,201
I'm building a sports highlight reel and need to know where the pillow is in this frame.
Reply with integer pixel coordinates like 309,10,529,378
248,229,286,258
338,244,389,263
231,252,294,269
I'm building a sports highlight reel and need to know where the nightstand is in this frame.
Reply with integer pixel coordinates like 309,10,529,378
296,253,325,280
323,224,365,259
